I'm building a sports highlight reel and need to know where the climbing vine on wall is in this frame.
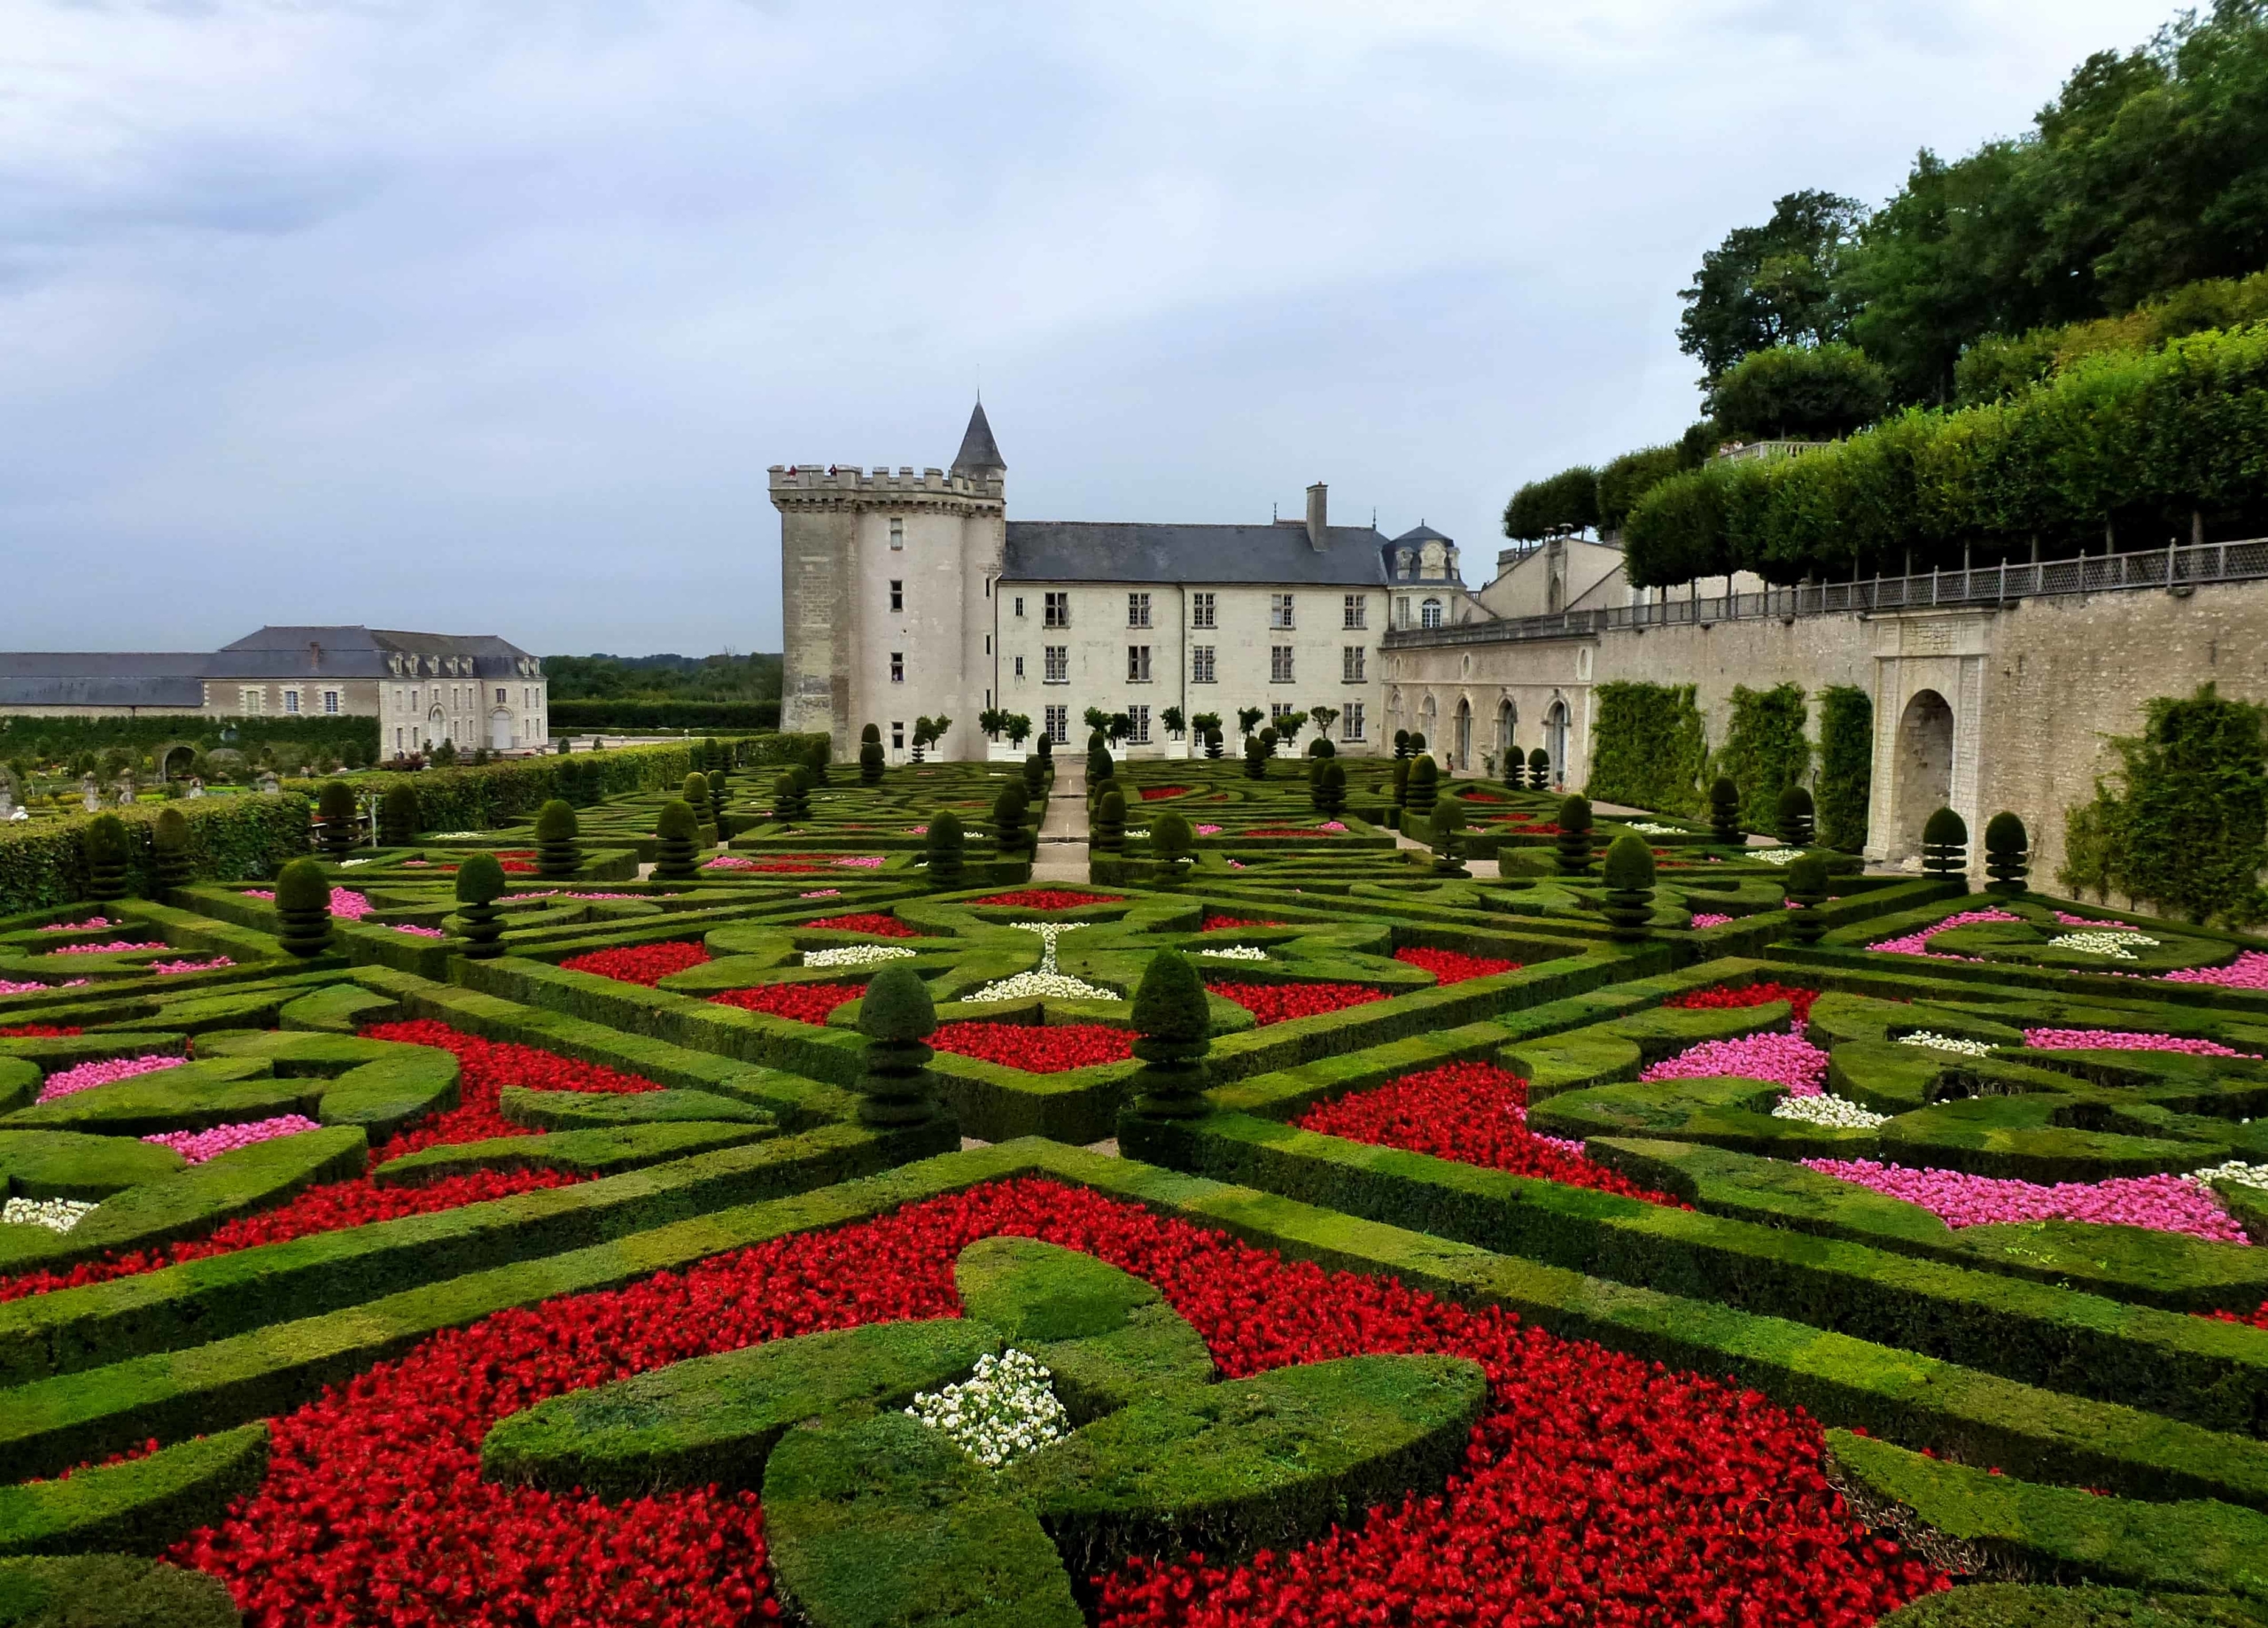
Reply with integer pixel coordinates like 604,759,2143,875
1584,682,1706,816
1711,684,1811,832
2057,683,2268,926
1815,686,1873,853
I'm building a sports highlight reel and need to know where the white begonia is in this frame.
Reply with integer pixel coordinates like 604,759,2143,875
1898,1031,1999,1057
965,971,1119,1003
1199,945,1268,961
2048,930,2159,959
2183,1159,2268,1190
3,1197,97,1233
339,857,373,868
906,1349,1070,1469
431,831,488,840
1751,849,1803,864
1625,822,1682,836
1772,1093,1891,1129
803,944,919,968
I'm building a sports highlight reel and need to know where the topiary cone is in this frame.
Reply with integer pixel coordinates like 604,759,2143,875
83,813,132,904
1431,795,1468,878
453,853,509,958
535,799,582,879
1922,807,1969,881
379,781,419,847
1785,850,1831,942
1317,759,1347,818
1092,788,1126,853
274,857,334,957
682,772,712,830
1406,756,1439,819
1554,795,1595,876
1125,950,1212,1120
855,964,944,1128
771,771,808,823
151,806,193,897
653,799,702,880
1775,784,1816,847
317,779,361,860
1709,776,1742,846
1599,833,1656,941
990,783,1029,855
1150,810,1193,883
1242,735,1269,780
1528,747,1551,790
1984,811,2029,896
1021,752,1046,798
859,739,886,786
925,810,965,889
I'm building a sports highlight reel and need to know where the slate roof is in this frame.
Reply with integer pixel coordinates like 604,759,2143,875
1001,522,1390,586
0,655,206,709
0,627,540,706
1392,523,1452,544
951,402,1005,477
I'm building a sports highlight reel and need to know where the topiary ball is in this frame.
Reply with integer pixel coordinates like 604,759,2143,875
274,857,333,957
1557,794,1592,831
1984,810,2029,895
151,805,193,893
1775,783,1816,845
1127,949,1213,1121
536,799,578,843
656,800,698,843
859,962,937,1043
83,813,132,901
380,780,420,846
862,723,882,745
454,853,507,905
1602,833,1655,891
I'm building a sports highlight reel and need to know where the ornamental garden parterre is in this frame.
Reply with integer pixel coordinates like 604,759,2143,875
0,733,2265,1626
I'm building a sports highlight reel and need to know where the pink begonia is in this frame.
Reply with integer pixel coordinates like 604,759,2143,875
833,856,886,868
703,855,757,870
2163,951,2268,990
905,826,928,835
1803,1158,2248,1244
241,887,373,919
1317,822,1348,833
143,1114,322,1164
152,957,234,974
1,977,90,996
1865,908,2022,959
1641,1027,1830,1097
1227,859,1247,869
37,1053,188,1103
2054,912,2140,930
1689,912,1734,929
38,917,112,932
2023,1028,2260,1058
392,924,448,939
799,888,842,898
569,891,653,900
1196,825,1223,835
43,941,167,955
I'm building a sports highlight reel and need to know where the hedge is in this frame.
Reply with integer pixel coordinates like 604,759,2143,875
1584,682,1706,815
0,1423,268,1557
0,793,312,916
549,700,781,731
0,713,377,766
1817,685,1875,852
1712,682,1811,832
1878,1585,2266,1627
0,1553,243,1626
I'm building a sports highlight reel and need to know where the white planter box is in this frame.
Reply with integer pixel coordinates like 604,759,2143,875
986,740,1026,763
1161,738,1191,760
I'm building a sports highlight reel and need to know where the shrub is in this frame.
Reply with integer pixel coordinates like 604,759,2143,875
151,806,193,895
859,739,885,786
1313,759,1347,818
990,783,1029,854
1125,950,1210,1120
275,857,333,957
1600,833,1656,941
316,779,360,860
1021,753,1046,798
856,965,939,1128
1092,790,1126,854
772,771,810,824
1430,795,1468,878
1715,683,1811,831
1922,807,1969,880
379,781,419,846
1528,747,1551,790
82,815,131,903
1088,740,1115,783
0,1554,244,1627
1775,783,1817,847
1554,795,1595,874
926,810,965,889
1709,776,1743,845
1243,736,1269,780
653,799,702,880
1786,851,1831,942
681,772,711,828
1984,811,2030,896
804,738,831,787
1393,730,1411,760
535,799,582,880
1150,811,1194,883
1586,682,1705,815
1392,757,1411,808
1406,756,1439,819
1816,686,1874,853
452,854,509,960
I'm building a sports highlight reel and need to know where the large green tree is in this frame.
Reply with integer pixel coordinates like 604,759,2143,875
1676,190,1866,381
1705,343,1889,440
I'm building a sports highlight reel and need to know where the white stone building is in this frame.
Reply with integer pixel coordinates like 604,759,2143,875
773,406,1421,761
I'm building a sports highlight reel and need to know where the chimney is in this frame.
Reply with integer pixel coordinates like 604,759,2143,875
1305,483,1328,551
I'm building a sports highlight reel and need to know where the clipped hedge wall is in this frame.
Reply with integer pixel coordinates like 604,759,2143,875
0,793,313,915
0,713,377,765
1817,685,1875,853
1584,682,1706,816
1712,683,1810,832
549,700,781,732
337,737,820,833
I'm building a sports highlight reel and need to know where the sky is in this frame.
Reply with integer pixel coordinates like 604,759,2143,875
1,0,2180,655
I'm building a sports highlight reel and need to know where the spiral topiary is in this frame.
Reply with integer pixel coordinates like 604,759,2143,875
1125,949,1212,1120
151,806,193,896
1554,795,1595,875
454,853,509,958
1151,810,1194,883
925,810,965,889
1406,756,1439,819
1600,833,1656,941
1242,734,1269,780
804,738,831,787
772,771,809,823
1984,811,2030,896
1528,747,1551,790
681,772,711,829
1922,807,1969,880
704,740,730,796
379,780,419,847
317,779,360,860
1709,776,1742,846
1021,751,1046,798
535,799,581,879
1092,788,1126,853
275,857,334,957
1394,730,1412,760
1775,784,1816,847
855,964,941,1128
1391,756,1410,809
990,782,1029,854
83,813,132,903
653,798,702,880
1089,739,1115,784
1431,795,1468,877
1314,758,1347,818
1785,850,1830,942
860,735,886,786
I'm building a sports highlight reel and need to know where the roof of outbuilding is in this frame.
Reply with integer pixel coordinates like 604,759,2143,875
0,655,206,709
1001,522,1390,586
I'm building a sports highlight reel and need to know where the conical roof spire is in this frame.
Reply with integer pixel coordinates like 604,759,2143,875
951,400,1005,477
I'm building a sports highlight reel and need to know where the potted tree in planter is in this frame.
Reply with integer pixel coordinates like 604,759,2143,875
1161,706,1189,761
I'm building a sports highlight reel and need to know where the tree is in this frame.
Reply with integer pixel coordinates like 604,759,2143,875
1307,705,1339,741
1161,706,1186,740
1236,707,1265,740
1503,466,1601,541
1596,446,1688,535
1677,189,1866,381
1274,712,1305,748
1003,713,1033,748
1084,708,1113,737
1705,343,1888,441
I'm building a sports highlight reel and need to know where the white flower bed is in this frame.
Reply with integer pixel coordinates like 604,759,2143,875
1772,1093,1891,1129
906,1349,1069,1469
3,1196,98,1233
339,857,373,868
1199,945,1268,961
1898,1031,1999,1057
802,944,919,968
1751,849,1802,864
2047,930,2160,959
2184,1159,2268,1190
431,831,489,841
965,971,1118,1003
1625,822,1682,836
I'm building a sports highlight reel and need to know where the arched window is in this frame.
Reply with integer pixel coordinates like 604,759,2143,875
1420,599,1443,629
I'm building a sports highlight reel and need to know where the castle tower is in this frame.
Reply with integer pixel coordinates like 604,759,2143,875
771,404,1006,760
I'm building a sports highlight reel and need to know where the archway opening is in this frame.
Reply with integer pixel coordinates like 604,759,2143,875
1895,689,1954,856
156,742,198,781
490,709,515,752
1454,699,1472,772
1545,700,1570,788
1496,700,1515,767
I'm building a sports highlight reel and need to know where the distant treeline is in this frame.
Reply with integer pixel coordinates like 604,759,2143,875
0,715,378,772
548,699,780,731
544,653,782,703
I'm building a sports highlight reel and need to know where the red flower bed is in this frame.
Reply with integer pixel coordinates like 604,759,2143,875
929,1020,1134,1072
1240,826,1340,838
1208,981,1386,1025
1296,1061,1682,1204
807,911,918,937
2212,1300,2268,1330
1460,790,1503,802
1201,913,1285,932
558,941,712,987
708,981,867,1025
1394,946,1518,985
1666,980,1820,1026
171,1179,1938,1627
967,888,1126,911
363,1020,659,1161
1138,786,1190,801
0,1025,81,1038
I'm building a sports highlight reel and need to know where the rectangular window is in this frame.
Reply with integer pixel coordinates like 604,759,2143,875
1270,593,1294,630
1343,594,1366,630
1044,646,1068,683
891,721,905,750
1191,592,1215,629
1345,702,1365,741
1270,645,1294,682
890,652,905,683
322,690,339,715
1342,645,1366,683
889,579,904,612
1127,645,1151,683
283,689,301,715
889,517,905,550
1014,596,1025,617
1129,704,1151,745
409,689,419,710
984,634,991,655
1014,655,1025,678
239,686,263,716
1270,702,1298,726
1044,592,1069,628
1128,592,1151,628
1191,646,1216,684
1395,595,1410,627
495,687,507,704
394,727,404,753
1045,704,1068,745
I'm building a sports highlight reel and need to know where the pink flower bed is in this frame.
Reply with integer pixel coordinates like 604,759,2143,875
567,892,651,901
241,887,374,920
702,856,757,870
1196,825,1223,835
2163,951,2268,990
1642,1029,1830,1097
2054,912,2139,930
38,918,112,933
151,957,234,975
1865,908,2021,959
43,941,167,955
1803,1159,2248,1244
2023,1028,2260,1058
143,1114,321,1164
798,889,842,898
1,978,89,997
1689,912,1734,929
37,1053,188,1104
392,925,448,939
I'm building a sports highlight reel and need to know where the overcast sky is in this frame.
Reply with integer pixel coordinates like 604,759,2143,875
2,0,2178,655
